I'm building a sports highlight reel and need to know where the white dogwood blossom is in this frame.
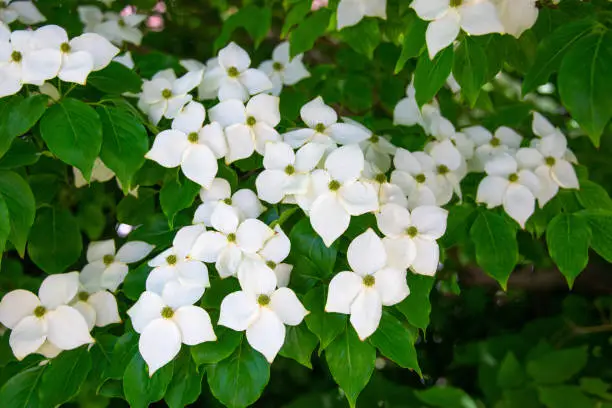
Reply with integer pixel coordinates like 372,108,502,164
219,264,307,362
336,0,386,30
325,229,409,340
477,154,540,227
200,42,272,102
308,145,379,246
0,272,94,360
394,82,424,127
283,97,370,148
146,101,224,188
256,141,326,204
493,0,538,38
411,0,504,59
78,6,146,46
209,94,281,162
391,149,438,209
463,125,523,171
71,272,121,330
138,68,204,125
259,42,310,96
128,291,216,376
376,204,447,275
193,178,265,226
80,240,154,292
0,0,45,25
342,117,397,176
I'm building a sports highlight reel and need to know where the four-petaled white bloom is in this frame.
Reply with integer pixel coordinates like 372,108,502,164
79,6,146,46
209,94,281,163
146,101,224,188
391,149,438,209
336,0,386,30
325,229,409,340
283,97,370,148
71,272,121,330
343,117,397,176
128,291,216,376
80,239,154,292
138,68,204,125
200,42,272,102
256,141,326,204
477,153,540,228
259,42,310,96
411,0,504,59
219,264,307,362
463,125,522,172
193,178,265,226
309,145,379,246
376,204,447,275
0,272,94,360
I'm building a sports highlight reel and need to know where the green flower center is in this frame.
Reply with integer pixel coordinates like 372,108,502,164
34,305,46,318
508,173,519,182
285,165,296,175
161,306,174,319
103,254,115,266
437,165,450,175
257,294,271,306
328,180,341,191
118,19,126,27
369,134,380,143
406,226,418,238
266,260,277,269
60,42,71,53
166,254,177,265
188,132,199,143
227,66,239,77
227,233,236,243
246,116,256,126
415,173,426,183
450,0,463,6
11,51,22,63
78,292,89,302
223,198,233,205
545,156,556,166
363,275,375,287
161,88,172,99
315,123,326,133
490,137,501,147
375,173,387,184
272,62,283,72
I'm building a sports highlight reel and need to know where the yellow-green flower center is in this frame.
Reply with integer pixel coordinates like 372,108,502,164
508,173,519,182
103,254,115,266
272,62,283,72
545,156,556,166
375,173,387,184
328,180,341,191
369,134,380,143
266,260,277,269
161,88,172,99
78,292,89,302
161,306,174,319
257,294,270,306
490,137,501,147
227,66,239,77
315,123,326,133
11,51,22,63
60,42,71,53
363,275,376,287
450,0,463,6
406,226,418,238
437,165,450,175
188,132,199,143
285,165,296,175
166,254,177,265
246,116,256,126
34,305,46,318
227,233,236,243
223,198,233,205
415,173,426,183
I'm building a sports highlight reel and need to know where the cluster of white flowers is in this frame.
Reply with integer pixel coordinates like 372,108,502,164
78,5,147,46
0,0,45,25
394,80,579,228
0,22,119,98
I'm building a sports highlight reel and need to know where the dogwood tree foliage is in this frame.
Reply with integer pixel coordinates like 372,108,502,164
0,0,611,407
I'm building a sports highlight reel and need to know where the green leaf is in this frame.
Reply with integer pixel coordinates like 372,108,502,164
290,9,331,58
39,98,102,179
281,1,311,38
122,263,151,301
440,205,477,248
522,19,595,95
0,94,48,158
576,180,612,211
414,46,454,107
580,378,612,400
279,323,318,369
289,218,337,275
0,139,40,170
303,286,346,351
546,213,591,287
325,327,376,408
117,188,156,225
27,207,82,274
0,197,10,260
558,30,612,146
453,37,487,107
77,203,105,240
97,106,149,192
191,326,242,365
105,332,138,380
160,175,200,227
497,352,527,389
40,347,92,407
538,386,595,408
207,341,270,408
164,351,204,408
123,353,174,408
0,366,46,408
526,346,588,384
415,386,478,408
0,171,36,257
213,5,272,51
369,311,420,375
470,211,518,290
395,12,427,73
582,209,612,262
88,62,143,94
340,19,380,59
396,273,434,330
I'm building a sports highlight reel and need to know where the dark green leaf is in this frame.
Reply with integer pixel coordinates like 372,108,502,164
0,94,48,158
303,286,346,351
164,351,204,408
396,273,434,330
213,5,272,51
440,205,477,248
582,209,612,262
290,9,331,58
340,19,380,59
105,332,138,380
280,323,318,369
0,197,9,261
122,263,151,301
497,352,527,389
281,1,311,38
160,175,200,227
0,171,36,257
395,12,427,74
453,37,487,107
0,366,46,408
369,311,420,374
191,326,242,365
289,218,336,275
546,213,591,287
414,46,454,107
0,139,40,170
40,347,92,407
88,62,143,94
576,180,612,211
123,353,174,408
117,188,156,225
538,386,595,408
526,346,588,384
416,386,478,408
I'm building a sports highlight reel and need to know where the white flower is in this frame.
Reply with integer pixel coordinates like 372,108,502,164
411,0,504,59
394,82,424,127
138,68,203,125
325,229,409,340
283,97,370,148
308,145,379,246
343,117,397,176
365,175,408,208
493,0,538,38
80,240,154,292
180,57,221,100
94,12,146,46
146,225,210,306
477,153,540,227
128,291,216,376
145,101,224,188
189,205,275,278
463,125,522,171
200,42,272,102
71,273,121,331
209,94,281,163
256,141,326,204
376,204,447,275
391,148,438,209
336,0,386,30
193,178,265,226
0,273,94,360
421,106,474,160
219,264,307,362
73,158,115,188
242,225,292,286
0,0,45,25
259,42,310,96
